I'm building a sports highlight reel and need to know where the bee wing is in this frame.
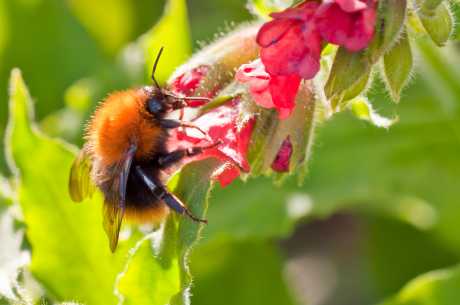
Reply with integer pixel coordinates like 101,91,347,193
102,144,137,252
69,146,96,202
103,200,125,253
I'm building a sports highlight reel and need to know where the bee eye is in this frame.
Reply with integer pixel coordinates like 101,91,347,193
147,98,164,114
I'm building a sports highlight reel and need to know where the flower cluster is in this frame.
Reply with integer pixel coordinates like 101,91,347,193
168,0,382,186
238,0,377,119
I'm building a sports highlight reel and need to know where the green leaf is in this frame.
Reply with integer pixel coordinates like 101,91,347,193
140,0,191,84
325,48,370,107
349,97,398,129
0,0,8,62
367,0,407,63
203,179,312,242
116,225,181,305
383,31,413,102
5,69,138,305
378,265,460,305
68,0,135,55
0,0,106,172
117,159,220,305
365,215,458,298
417,1,454,47
190,239,297,305
414,38,460,118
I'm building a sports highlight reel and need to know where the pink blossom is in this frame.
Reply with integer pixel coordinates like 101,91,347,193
255,0,378,84
316,0,377,51
256,1,322,80
236,59,300,119
171,99,255,187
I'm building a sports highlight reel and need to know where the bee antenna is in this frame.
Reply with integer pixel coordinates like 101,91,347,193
151,46,164,91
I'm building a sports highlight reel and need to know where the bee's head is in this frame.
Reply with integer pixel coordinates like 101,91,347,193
142,86,168,115
147,96,165,115
143,47,209,116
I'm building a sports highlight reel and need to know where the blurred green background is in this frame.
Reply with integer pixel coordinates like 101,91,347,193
1,0,460,305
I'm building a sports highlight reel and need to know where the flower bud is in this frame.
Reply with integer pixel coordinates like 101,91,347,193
247,81,316,183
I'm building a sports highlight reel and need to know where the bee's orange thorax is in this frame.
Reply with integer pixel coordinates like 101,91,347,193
88,89,163,165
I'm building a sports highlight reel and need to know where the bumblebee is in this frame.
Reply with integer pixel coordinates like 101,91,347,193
69,48,218,251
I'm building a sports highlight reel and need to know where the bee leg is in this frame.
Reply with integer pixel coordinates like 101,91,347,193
163,93,211,112
156,141,222,169
159,119,207,137
135,166,207,223
164,91,211,103
178,108,185,121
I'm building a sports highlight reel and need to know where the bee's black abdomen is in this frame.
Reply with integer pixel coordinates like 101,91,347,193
125,163,164,212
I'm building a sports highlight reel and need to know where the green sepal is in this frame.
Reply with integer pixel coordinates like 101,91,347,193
367,0,408,63
417,1,454,47
247,82,317,184
383,30,413,102
325,48,371,109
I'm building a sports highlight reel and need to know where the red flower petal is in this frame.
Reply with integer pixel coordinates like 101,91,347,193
256,1,322,80
236,60,274,108
269,74,301,119
236,59,301,119
169,65,211,107
170,65,209,95
271,137,293,172
316,1,376,51
256,19,296,48
213,164,242,187
170,99,255,187
260,23,321,79
256,0,377,82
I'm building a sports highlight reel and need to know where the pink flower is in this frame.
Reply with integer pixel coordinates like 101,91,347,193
236,59,301,119
271,137,293,172
171,99,255,187
256,1,322,80
255,0,378,82
316,0,377,51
